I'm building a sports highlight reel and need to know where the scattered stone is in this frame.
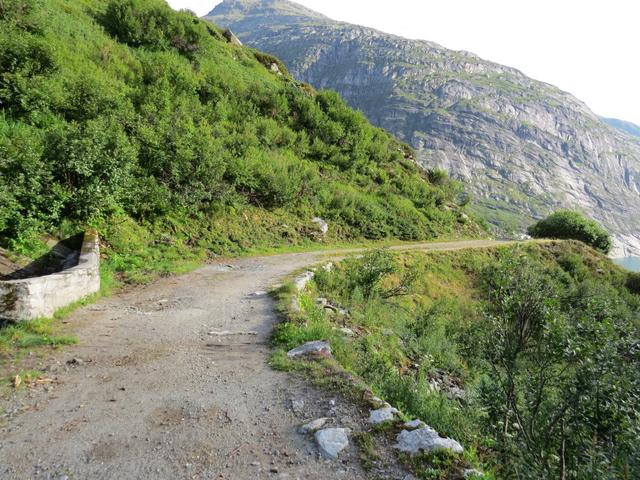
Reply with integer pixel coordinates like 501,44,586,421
269,63,282,75
368,406,399,424
252,291,267,297
315,297,328,307
290,296,301,313
427,368,466,401
286,340,332,359
290,398,305,415
312,217,329,236
404,419,427,430
338,327,355,336
293,271,314,291
314,428,350,459
322,262,334,272
464,469,484,478
363,392,386,408
394,426,463,455
403,475,417,480
66,358,83,366
251,461,260,467
446,386,466,401
299,417,329,434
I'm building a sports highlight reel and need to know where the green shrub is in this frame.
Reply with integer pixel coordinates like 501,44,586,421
427,168,449,185
101,0,204,56
47,116,138,219
528,210,612,253
626,272,640,294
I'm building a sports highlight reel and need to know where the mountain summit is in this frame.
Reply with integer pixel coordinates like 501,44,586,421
206,0,640,256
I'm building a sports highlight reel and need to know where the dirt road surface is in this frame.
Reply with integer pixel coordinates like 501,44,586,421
0,240,511,479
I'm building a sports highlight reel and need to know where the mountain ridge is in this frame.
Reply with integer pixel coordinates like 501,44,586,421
602,117,640,138
206,0,640,256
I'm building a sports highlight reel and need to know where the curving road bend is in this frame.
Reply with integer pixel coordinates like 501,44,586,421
0,240,511,479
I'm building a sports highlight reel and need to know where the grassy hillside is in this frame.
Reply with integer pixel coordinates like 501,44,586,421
207,0,640,255
0,0,481,284
274,241,640,479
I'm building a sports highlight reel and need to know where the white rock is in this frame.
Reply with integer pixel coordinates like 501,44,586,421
293,271,314,291
464,468,484,478
290,398,305,415
287,340,332,359
315,297,328,307
299,417,329,434
314,428,350,459
404,419,427,430
338,327,355,336
290,297,301,313
312,217,329,235
368,406,399,424
394,426,463,455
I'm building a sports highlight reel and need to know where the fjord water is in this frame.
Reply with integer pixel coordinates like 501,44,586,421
614,257,640,272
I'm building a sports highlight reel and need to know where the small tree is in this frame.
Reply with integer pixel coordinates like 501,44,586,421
528,210,612,253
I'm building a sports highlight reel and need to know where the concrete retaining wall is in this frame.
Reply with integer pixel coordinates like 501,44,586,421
0,230,100,322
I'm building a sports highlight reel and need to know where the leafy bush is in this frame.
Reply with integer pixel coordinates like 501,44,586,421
426,168,449,185
478,254,638,479
101,0,204,56
528,210,612,253
626,272,640,294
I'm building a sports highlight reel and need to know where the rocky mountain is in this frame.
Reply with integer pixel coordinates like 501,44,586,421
602,117,640,138
206,0,640,256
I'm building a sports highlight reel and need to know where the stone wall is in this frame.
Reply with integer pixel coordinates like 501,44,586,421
0,230,100,322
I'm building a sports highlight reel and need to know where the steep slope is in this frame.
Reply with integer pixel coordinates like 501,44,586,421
0,0,479,276
206,0,640,256
603,117,640,138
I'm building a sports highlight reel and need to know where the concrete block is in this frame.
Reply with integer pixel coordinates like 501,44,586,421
0,230,100,321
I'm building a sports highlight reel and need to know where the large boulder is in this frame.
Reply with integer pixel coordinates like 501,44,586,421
314,428,350,459
312,217,329,237
293,271,314,291
394,426,463,455
368,406,399,424
287,340,332,359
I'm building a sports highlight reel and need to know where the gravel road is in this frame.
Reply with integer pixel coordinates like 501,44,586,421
0,240,510,479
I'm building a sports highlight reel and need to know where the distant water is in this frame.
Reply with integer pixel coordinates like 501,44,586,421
613,257,640,272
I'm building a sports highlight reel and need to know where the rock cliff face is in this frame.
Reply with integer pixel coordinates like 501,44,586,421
206,0,640,256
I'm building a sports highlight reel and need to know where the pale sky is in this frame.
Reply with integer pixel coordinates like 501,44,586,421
168,0,640,125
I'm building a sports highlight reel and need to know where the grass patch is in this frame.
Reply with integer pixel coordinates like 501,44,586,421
354,431,380,471
271,242,640,479
0,317,78,358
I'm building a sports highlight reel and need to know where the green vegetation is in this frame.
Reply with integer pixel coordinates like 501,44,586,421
0,316,77,358
0,0,480,284
273,242,640,479
528,210,612,253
